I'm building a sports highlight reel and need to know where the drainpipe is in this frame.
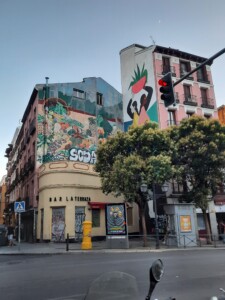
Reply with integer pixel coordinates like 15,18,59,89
43,77,49,162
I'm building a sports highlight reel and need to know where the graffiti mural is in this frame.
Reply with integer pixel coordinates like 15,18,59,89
36,79,123,164
123,62,159,131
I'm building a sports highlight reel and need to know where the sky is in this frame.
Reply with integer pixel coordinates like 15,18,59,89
1,0,225,179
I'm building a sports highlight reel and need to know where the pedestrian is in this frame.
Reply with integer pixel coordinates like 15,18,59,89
6,224,15,246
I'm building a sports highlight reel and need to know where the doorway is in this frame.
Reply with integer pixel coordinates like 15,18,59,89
75,206,85,241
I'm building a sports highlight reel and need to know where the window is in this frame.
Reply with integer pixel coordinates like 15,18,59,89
92,209,100,227
180,61,191,76
73,88,85,99
162,57,170,74
97,92,103,106
183,84,191,100
127,207,133,226
200,88,208,104
197,64,208,82
172,180,184,194
168,110,176,126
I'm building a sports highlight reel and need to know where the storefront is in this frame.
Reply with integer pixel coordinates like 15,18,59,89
37,162,139,241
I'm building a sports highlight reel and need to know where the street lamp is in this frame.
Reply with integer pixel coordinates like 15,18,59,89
140,182,148,193
161,182,169,193
152,182,169,249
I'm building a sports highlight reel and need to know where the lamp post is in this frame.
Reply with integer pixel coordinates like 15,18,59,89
140,182,148,247
152,182,169,249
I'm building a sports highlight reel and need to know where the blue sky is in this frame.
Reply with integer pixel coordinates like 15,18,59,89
1,0,225,178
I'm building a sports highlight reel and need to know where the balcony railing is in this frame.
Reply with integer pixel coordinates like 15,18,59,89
201,97,215,109
180,71,193,81
167,120,177,126
182,94,197,106
162,65,176,76
197,74,210,84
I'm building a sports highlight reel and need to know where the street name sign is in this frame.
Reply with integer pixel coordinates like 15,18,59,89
14,201,25,213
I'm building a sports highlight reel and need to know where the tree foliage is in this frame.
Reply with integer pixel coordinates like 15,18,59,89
169,116,225,211
95,122,174,207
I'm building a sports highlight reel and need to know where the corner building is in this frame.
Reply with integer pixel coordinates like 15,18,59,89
120,44,217,131
120,44,219,237
5,77,139,242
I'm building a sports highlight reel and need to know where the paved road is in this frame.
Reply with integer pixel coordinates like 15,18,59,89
0,249,225,300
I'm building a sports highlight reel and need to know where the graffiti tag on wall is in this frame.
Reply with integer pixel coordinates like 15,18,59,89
69,148,96,164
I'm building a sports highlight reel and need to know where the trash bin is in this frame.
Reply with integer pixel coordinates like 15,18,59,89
0,225,8,246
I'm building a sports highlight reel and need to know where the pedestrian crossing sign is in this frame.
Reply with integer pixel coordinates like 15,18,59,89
14,201,25,213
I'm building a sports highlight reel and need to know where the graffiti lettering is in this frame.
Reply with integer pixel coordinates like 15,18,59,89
69,148,96,164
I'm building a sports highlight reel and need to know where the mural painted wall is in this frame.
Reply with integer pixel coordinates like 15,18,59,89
120,46,159,131
36,78,123,165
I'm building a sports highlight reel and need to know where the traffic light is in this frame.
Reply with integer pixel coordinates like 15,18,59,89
158,72,175,107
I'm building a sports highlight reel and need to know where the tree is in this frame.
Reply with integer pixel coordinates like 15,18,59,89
169,116,225,243
95,122,174,246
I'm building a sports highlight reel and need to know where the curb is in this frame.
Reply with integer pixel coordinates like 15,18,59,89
1,247,225,255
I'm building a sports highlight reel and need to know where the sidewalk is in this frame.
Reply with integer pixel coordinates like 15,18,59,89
1,239,225,255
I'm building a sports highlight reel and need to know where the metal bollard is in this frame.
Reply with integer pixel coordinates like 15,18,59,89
66,233,69,251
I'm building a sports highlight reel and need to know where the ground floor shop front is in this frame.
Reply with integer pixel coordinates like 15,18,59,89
37,161,139,241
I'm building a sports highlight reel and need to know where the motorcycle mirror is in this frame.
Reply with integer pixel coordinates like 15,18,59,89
146,259,164,300
150,259,164,282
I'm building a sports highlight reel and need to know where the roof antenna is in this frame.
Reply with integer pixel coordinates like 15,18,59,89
150,35,156,45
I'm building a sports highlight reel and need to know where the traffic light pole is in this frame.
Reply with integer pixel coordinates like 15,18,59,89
173,48,225,87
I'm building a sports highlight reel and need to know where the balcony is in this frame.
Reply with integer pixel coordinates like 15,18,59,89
201,98,215,109
167,120,178,126
180,71,193,81
182,94,198,106
162,65,176,77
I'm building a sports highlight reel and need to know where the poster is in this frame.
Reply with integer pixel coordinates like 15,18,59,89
180,215,192,232
105,203,127,235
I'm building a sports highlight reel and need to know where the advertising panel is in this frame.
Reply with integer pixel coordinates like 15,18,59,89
180,215,192,233
105,203,127,235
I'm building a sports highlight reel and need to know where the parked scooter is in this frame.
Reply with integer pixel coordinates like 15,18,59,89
211,288,225,300
84,259,175,300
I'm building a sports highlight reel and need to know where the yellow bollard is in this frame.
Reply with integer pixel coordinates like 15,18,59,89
81,221,92,250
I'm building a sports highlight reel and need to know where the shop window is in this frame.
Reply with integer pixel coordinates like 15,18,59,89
197,214,206,231
92,209,100,227
127,207,133,226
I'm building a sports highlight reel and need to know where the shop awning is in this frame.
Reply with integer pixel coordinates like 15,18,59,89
88,202,108,209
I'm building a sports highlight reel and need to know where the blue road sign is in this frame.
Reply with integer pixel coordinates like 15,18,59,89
14,201,25,213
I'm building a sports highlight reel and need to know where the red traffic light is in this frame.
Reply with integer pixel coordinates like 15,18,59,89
158,79,168,87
